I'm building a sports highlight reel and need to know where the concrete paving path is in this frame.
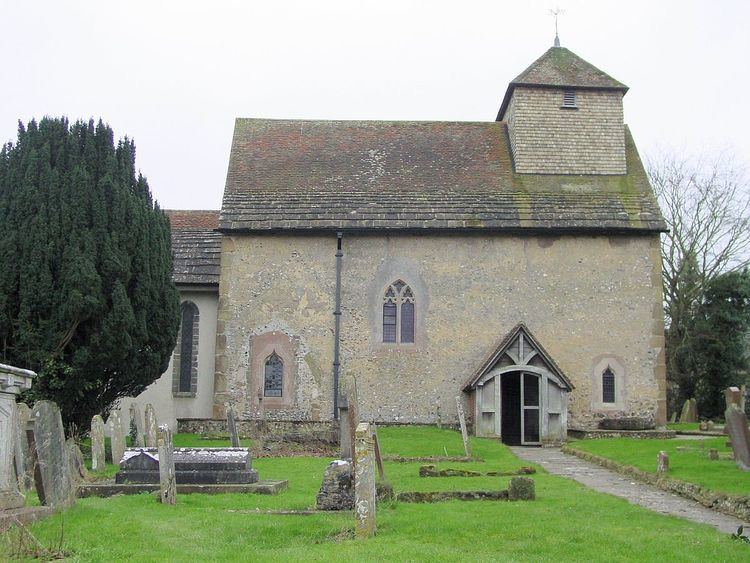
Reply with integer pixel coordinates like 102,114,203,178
510,446,750,535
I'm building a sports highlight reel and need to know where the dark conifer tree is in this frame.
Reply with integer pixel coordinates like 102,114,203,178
0,117,179,433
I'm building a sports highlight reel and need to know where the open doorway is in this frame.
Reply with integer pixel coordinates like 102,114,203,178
501,371,540,445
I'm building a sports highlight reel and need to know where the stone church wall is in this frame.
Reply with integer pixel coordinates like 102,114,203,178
214,232,666,429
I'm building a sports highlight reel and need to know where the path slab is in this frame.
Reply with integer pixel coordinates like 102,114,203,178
510,447,750,535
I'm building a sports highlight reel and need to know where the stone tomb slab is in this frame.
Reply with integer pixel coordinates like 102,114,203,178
115,447,258,485
78,480,288,498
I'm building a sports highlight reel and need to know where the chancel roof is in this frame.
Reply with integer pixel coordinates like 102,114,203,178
166,210,221,286
219,118,664,233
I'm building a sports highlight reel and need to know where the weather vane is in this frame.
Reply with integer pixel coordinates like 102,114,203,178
550,7,565,47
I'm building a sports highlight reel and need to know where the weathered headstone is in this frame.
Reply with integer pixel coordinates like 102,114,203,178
456,396,471,457
679,399,691,423
709,448,719,460
726,387,741,409
354,422,376,538
741,385,747,413
0,363,35,510
226,403,240,448
372,426,386,482
699,421,708,432
669,411,677,424
30,400,76,508
144,404,158,448
157,425,176,505
724,404,750,471
90,415,106,472
14,402,33,492
508,477,535,500
316,459,354,510
706,420,715,431
66,438,88,484
108,409,126,465
688,398,698,422
657,451,669,474
130,403,145,447
337,393,352,459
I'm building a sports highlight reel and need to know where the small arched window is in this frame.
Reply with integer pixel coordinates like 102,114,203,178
383,280,415,344
173,301,199,396
264,352,283,397
602,366,615,404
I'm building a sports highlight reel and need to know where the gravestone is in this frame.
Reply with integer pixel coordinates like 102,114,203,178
30,400,76,508
108,409,126,465
0,363,35,510
679,399,691,423
657,451,669,474
157,425,176,505
130,403,145,447
688,398,698,422
14,402,33,492
90,415,106,472
226,403,240,448
456,396,471,457
316,459,354,510
699,421,708,432
724,404,750,471
354,422,376,538
726,387,741,409
709,448,719,460
669,412,677,424
144,404,158,448
508,477,535,500
337,394,352,459
742,385,747,413
66,438,88,483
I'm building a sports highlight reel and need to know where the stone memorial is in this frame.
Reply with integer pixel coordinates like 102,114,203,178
337,394,352,460
508,477,535,500
689,398,698,422
724,404,750,471
742,385,747,413
709,448,719,461
669,412,677,424
316,459,354,510
130,403,145,447
456,396,471,457
0,363,35,510
726,387,741,409
144,404,158,448
157,425,176,505
116,447,258,484
91,414,106,472
66,438,88,483
657,451,669,474
226,403,240,448
14,402,33,492
109,409,126,465
30,400,76,508
354,422,376,538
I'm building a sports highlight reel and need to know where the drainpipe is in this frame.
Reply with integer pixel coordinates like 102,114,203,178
332,231,343,419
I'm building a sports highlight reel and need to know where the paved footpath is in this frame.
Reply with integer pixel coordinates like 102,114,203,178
510,446,750,535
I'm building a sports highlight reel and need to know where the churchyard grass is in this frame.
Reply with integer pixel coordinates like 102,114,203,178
667,422,703,432
5,427,749,561
568,437,750,495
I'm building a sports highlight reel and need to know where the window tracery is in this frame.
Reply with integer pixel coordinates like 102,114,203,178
383,280,415,344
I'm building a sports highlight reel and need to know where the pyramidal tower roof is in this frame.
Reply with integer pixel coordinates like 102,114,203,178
497,45,628,120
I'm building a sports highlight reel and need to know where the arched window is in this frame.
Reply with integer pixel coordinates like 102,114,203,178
383,280,415,344
173,301,199,396
264,352,283,397
602,366,615,404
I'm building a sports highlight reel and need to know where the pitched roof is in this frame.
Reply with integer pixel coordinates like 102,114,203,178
462,323,573,392
498,46,628,119
219,119,665,233
165,210,221,286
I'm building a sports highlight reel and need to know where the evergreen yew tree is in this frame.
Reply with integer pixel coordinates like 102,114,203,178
0,117,179,432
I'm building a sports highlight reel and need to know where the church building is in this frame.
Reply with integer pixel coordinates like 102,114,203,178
129,43,667,445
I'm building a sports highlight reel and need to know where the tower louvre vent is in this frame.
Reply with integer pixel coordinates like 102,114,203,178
562,90,576,108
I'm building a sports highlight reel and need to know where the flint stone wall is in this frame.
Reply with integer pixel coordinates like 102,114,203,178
214,232,665,430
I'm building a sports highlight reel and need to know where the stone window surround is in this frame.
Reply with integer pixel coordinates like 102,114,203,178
172,300,199,398
382,279,416,345
590,355,627,411
249,331,298,410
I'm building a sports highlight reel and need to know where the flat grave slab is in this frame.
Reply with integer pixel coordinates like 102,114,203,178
78,480,288,497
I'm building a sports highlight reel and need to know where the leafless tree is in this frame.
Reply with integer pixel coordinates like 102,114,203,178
648,149,750,405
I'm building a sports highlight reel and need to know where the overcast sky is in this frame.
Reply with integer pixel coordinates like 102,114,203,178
2,1,748,210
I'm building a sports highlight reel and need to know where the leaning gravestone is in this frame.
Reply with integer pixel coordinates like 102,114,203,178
14,402,33,492
66,438,88,484
657,451,669,474
226,403,241,448
130,403,145,447
157,425,176,505
1,363,35,510
91,415,106,472
108,409,127,465
456,396,472,457
679,399,691,423
669,412,677,424
354,422,376,538
144,404,158,448
30,400,76,508
725,404,750,471
688,398,698,422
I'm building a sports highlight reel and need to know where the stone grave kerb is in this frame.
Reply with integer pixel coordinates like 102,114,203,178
0,363,35,510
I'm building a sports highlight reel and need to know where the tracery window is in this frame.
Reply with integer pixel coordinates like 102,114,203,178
264,352,284,397
602,366,615,404
383,280,415,344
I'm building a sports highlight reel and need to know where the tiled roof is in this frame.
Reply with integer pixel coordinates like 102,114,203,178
219,119,665,233
165,210,221,286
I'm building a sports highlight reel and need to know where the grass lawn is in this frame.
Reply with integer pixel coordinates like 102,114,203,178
567,437,750,496
667,422,702,432
4,426,749,561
